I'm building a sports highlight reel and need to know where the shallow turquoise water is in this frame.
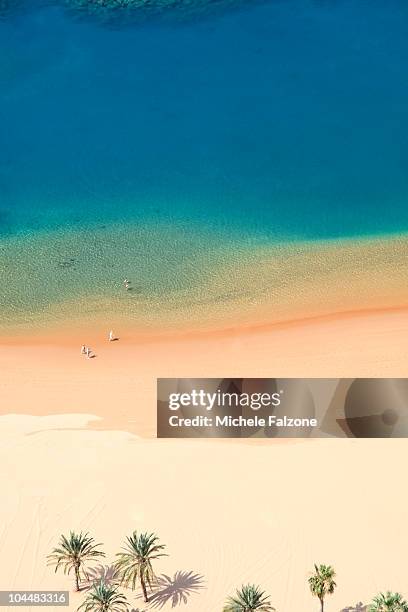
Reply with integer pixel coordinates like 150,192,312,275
1,0,407,241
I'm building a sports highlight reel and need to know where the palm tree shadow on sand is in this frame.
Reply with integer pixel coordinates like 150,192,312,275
146,571,205,609
341,604,367,612
83,564,119,589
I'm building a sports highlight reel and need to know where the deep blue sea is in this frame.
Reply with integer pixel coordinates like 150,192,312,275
0,0,407,240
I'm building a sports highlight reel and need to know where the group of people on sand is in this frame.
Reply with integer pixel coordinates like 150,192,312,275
80,279,129,358
80,329,116,358
80,344,92,359
80,329,117,358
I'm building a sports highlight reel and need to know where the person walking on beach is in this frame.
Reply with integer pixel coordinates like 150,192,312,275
85,347,91,359
80,344,86,355
108,330,115,342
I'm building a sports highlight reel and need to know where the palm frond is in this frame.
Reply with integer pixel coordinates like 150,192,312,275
308,564,336,601
78,579,127,612
47,532,105,586
223,584,275,612
368,591,408,612
114,531,166,591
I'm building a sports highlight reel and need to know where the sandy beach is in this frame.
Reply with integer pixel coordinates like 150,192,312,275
1,305,408,435
1,413,407,612
1,305,408,611
2,223,408,612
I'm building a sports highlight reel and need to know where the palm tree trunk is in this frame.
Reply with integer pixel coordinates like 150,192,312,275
320,597,324,612
140,575,148,603
74,565,80,592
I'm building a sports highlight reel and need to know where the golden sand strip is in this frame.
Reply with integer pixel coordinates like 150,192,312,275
1,306,408,439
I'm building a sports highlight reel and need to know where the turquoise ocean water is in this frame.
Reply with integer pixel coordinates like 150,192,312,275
0,0,407,330
1,0,407,239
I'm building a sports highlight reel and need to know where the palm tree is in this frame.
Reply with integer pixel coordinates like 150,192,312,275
223,584,275,612
368,592,408,612
114,531,166,603
47,531,105,591
308,564,336,612
78,579,128,612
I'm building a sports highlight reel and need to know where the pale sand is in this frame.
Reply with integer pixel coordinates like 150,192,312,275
1,309,408,610
0,415,407,611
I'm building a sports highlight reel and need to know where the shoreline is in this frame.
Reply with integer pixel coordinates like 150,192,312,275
2,300,408,345
2,226,408,436
2,228,408,338
1,305,408,438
